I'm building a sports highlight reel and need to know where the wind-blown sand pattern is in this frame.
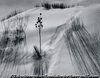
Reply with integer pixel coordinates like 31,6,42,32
0,3,100,78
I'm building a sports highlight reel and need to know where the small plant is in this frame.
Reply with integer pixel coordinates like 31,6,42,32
35,4,40,7
32,46,42,60
32,46,47,75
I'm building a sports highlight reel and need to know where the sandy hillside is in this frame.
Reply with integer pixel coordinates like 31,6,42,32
0,2,100,77
25,3,100,75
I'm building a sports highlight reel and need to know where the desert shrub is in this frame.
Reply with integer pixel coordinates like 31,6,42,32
35,3,77,10
13,26,26,46
59,3,67,9
42,3,51,10
42,3,67,9
52,3,67,9
67,5,70,8
71,18,83,31
71,4,75,7
35,4,40,7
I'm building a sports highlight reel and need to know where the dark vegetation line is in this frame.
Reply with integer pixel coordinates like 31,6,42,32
1,10,22,21
35,3,79,10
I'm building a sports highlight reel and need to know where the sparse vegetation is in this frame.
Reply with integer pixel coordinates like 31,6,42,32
52,3,67,9
0,15,29,66
35,4,40,7
42,3,51,10
1,10,22,21
35,3,78,10
0,26,26,64
65,17,100,75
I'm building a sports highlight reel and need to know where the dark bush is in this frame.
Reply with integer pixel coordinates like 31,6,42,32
35,4,40,7
40,3,76,10
51,3,66,9
42,3,51,10
42,3,67,9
